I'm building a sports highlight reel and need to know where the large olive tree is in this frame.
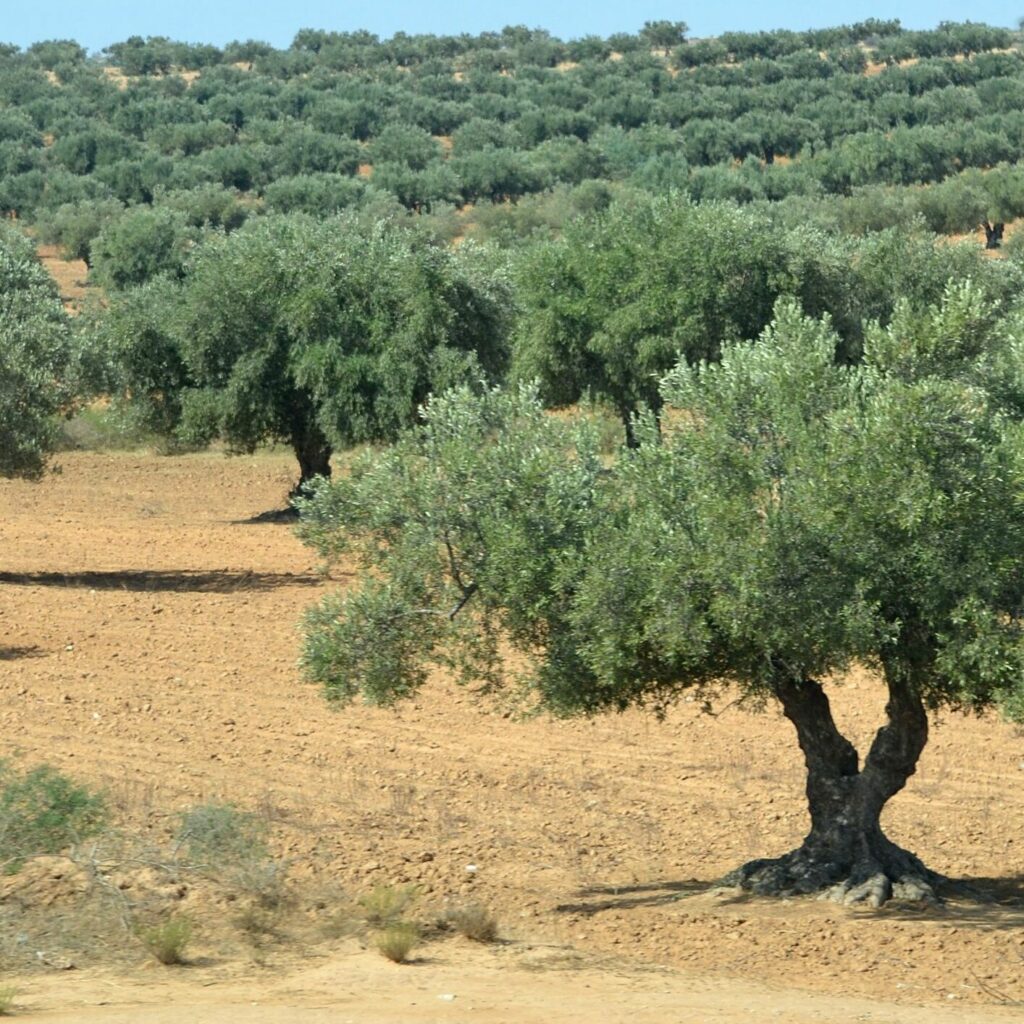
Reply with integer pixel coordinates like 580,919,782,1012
298,284,1024,905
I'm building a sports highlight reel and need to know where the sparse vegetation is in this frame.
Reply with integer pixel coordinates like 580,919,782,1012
447,902,500,943
176,802,269,865
357,883,420,928
138,914,192,965
0,985,17,1016
374,921,420,963
0,762,107,873
175,802,287,912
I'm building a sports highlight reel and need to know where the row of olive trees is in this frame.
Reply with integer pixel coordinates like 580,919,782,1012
2,23,1022,224
8,198,1024,911
11,193,1023,493
63,196,1024,492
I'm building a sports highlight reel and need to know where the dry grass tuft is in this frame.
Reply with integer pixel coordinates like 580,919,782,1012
374,921,419,963
0,985,17,1015
138,915,192,965
447,902,500,943
357,883,419,927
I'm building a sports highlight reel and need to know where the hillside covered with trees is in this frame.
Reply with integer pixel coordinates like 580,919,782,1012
3,18,1024,252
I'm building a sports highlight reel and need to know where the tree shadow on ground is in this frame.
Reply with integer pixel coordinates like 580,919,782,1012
0,569,330,593
555,879,718,916
555,875,1024,931
0,645,45,661
233,507,300,525
911,875,1024,931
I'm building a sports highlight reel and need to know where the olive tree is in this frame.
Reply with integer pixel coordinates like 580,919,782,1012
0,226,72,478
297,285,1024,906
97,215,511,494
512,196,805,446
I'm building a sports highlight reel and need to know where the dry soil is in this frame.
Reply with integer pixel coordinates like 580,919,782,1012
2,450,1024,1022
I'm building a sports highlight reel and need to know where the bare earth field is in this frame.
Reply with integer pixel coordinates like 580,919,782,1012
2,450,1024,1022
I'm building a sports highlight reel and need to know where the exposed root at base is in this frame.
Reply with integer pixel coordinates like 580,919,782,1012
723,846,943,907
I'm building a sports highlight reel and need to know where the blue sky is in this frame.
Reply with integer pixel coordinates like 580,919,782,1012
9,1,1021,53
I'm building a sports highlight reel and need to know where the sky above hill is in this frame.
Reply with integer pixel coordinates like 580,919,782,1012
11,0,1021,52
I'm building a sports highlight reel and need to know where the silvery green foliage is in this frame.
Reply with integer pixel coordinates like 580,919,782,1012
297,384,605,712
172,217,510,456
512,197,795,429
0,226,71,479
89,214,512,486
299,288,1024,722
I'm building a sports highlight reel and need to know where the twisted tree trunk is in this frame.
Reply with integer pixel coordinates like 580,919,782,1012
983,221,1005,250
291,423,333,499
726,674,939,906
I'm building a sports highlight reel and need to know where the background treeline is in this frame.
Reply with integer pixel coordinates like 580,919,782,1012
9,19,1024,489
2,17,1024,262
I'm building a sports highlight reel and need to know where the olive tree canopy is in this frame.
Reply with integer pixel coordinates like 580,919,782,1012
298,284,1024,905
93,215,512,495
0,225,72,479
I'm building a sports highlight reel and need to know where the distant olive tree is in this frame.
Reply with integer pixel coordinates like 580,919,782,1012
512,196,800,446
93,215,512,495
0,226,72,478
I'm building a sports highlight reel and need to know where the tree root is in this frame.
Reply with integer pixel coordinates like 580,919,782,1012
723,843,943,907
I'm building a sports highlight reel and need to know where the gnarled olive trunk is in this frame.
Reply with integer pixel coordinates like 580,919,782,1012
291,423,333,499
983,220,1005,250
726,675,939,906
617,398,663,451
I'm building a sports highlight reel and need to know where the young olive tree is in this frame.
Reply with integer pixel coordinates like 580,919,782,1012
298,286,1024,906
0,226,72,479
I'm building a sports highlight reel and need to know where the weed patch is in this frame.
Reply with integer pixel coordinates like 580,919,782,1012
357,883,419,928
0,762,106,873
374,921,419,963
138,914,192,965
447,902,500,943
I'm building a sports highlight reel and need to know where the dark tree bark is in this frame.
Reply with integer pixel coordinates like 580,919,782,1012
618,402,641,450
617,399,663,450
291,423,333,499
983,221,1005,250
725,674,939,906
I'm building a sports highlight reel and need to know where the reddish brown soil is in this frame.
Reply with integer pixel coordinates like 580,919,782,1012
2,451,1024,1020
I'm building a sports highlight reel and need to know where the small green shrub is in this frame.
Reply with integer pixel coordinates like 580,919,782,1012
0,984,17,1015
176,801,287,909
357,883,419,927
374,922,419,963
138,914,192,965
176,802,268,865
0,762,106,872
233,899,283,941
448,902,500,943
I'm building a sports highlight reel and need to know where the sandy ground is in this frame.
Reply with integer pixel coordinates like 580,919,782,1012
2,450,1024,1022
35,246,91,312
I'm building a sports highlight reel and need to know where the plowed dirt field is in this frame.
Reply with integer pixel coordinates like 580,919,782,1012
2,450,1024,1022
